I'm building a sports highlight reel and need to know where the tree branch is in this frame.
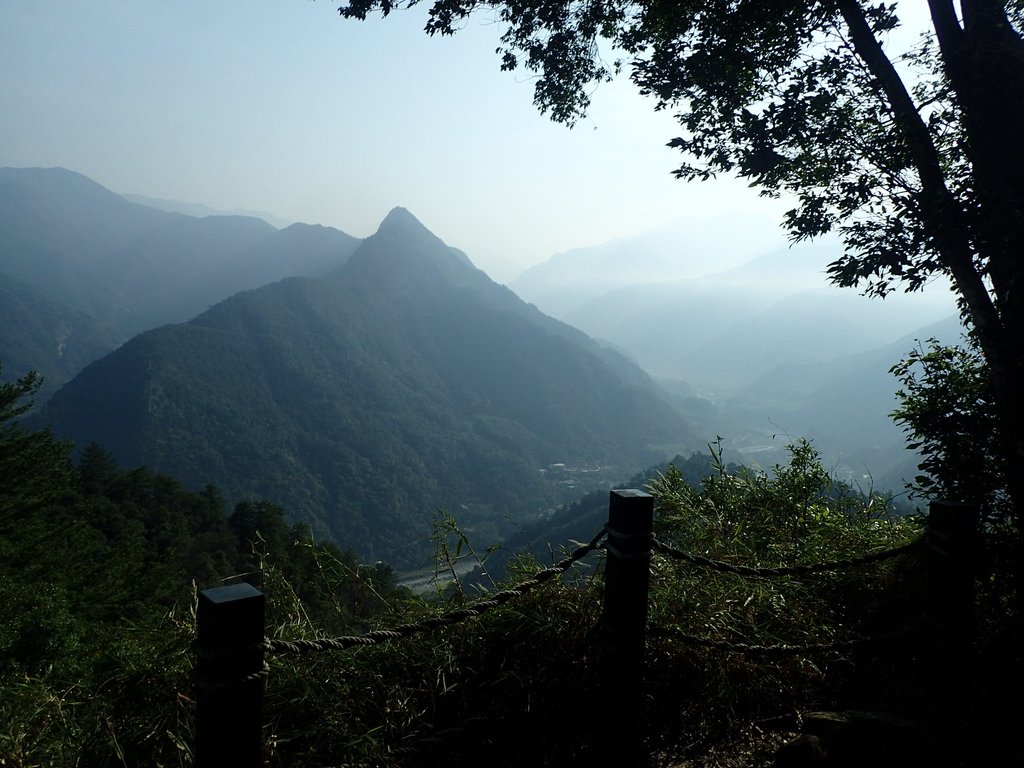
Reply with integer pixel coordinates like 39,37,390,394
926,0,964,51
832,0,1001,352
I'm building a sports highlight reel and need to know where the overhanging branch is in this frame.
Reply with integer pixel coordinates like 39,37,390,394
832,0,1001,351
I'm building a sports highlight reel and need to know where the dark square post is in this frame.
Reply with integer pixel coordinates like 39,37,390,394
923,500,977,765
600,489,654,764
196,583,266,768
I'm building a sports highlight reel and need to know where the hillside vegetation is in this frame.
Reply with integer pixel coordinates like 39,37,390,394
0,274,116,403
0,364,402,764
6,362,1017,766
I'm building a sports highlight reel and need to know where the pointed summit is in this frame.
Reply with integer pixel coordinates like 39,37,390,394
368,206,446,252
342,207,482,290
376,206,426,234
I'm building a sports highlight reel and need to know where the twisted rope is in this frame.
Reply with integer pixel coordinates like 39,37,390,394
648,624,913,657
650,535,923,578
264,527,607,656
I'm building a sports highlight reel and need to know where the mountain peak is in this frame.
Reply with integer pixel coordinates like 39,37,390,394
339,206,484,291
376,206,429,236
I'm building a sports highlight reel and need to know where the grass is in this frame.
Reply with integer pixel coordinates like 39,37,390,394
2,440,1019,766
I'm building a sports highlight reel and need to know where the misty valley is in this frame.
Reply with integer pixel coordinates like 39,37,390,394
2,167,959,566
0,167,988,765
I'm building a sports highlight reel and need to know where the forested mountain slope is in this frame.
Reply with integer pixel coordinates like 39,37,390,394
0,274,115,402
40,208,698,566
0,167,361,392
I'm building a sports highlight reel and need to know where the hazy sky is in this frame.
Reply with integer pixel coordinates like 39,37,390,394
0,0,810,282
2,1,938,285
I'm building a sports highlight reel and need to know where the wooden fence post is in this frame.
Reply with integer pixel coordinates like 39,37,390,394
196,582,266,768
923,499,978,764
600,488,654,764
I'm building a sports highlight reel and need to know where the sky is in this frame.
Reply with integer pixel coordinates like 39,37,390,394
0,0,810,283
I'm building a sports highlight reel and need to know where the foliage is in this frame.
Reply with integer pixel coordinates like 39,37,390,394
890,337,1019,624
645,440,923,745
3,381,942,765
0,365,73,514
890,338,1008,518
245,440,931,766
4,351,1014,763
651,438,906,557
0,362,402,765
256,554,604,767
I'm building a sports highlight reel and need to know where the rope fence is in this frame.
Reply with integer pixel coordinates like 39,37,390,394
262,525,607,656
643,530,924,657
650,534,923,578
193,494,978,768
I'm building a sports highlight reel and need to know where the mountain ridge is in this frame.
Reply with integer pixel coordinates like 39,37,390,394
39,208,699,566
0,166,364,392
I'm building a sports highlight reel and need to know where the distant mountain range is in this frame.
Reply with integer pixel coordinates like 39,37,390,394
512,226,963,489
34,203,698,566
120,192,295,229
511,212,787,319
0,166,360,393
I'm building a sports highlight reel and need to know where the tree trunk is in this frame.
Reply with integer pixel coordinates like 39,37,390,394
842,0,1024,612
935,1,1024,549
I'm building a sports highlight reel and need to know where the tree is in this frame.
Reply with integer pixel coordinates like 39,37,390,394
339,1,1024,533
890,338,1008,521
0,363,73,516
228,498,291,560
78,441,120,496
